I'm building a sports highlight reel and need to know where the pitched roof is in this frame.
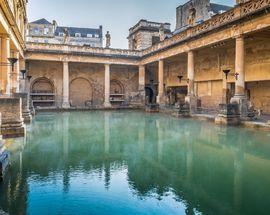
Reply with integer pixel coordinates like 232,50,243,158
55,26,102,38
30,18,52,25
210,3,232,14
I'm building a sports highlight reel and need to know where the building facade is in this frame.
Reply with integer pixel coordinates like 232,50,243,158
27,19,103,47
175,0,232,32
127,20,172,51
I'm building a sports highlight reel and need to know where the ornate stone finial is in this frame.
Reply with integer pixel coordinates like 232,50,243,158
105,31,111,48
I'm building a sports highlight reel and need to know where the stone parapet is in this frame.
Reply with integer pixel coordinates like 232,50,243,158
0,98,25,138
13,93,32,123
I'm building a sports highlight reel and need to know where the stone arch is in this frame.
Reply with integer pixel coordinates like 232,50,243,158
110,80,125,94
31,77,55,94
70,77,93,107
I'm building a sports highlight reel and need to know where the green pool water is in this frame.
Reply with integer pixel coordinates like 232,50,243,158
1,111,270,215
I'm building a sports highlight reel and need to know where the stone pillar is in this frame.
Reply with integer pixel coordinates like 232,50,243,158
62,61,70,108
157,59,165,105
1,36,11,95
222,73,229,104
104,64,111,108
12,51,20,93
231,36,248,117
13,93,32,123
185,51,197,113
138,65,146,105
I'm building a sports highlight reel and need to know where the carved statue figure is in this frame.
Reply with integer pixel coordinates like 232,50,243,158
188,6,196,26
159,24,165,41
63,28,69,44
105,31,111,48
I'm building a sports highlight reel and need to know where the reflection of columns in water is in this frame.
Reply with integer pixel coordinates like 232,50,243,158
156,119,163,162
186,131,193,181
104,112,110,154
233,143,244,213
62,112,70,193
138,117,146,152
104,111,111,189
62,112,70,156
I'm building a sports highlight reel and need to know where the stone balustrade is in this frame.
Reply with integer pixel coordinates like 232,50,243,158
26,43,142,59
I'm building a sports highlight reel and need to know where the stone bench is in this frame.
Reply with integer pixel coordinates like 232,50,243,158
0,98,25,138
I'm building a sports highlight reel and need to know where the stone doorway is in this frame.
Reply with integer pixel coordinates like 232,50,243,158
145,87,155,104
70,78,93,108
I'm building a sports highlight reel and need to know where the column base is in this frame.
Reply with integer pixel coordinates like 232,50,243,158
62,102,70,109
215,104,240,126
230,95,250,119
104,102,112,108
185,95,198,114
13,93,32,123
156,95,166,107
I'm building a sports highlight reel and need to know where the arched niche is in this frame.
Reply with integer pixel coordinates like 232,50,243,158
70,78,93,107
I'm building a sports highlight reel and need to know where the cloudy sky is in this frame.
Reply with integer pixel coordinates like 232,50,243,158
28,0,235,49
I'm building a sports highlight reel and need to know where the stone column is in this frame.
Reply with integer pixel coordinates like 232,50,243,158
62,61,70,108
157,59,164,105
104,64,111,108
231,36,248,117
185,51,197,113
222,73,229,104
12,51,20,93
1,36,11,95
138,65,145,105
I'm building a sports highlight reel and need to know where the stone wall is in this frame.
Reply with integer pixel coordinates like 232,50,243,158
0,98,25,138
69,63,105,106
28,60,63,107
27,60,140,108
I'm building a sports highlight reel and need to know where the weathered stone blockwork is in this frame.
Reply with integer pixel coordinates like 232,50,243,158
0,98,25,138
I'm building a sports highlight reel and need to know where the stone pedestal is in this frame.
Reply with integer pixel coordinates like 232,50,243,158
215,104,240,125
185,95,198,114
178,103,191,117
230,95,249,119
0,98,25,138
13,93,32,123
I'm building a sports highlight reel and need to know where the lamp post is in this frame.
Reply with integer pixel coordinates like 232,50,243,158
223,69,230,80
177,75,184,83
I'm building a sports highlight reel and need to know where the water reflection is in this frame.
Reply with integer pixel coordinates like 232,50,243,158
0,111,270,215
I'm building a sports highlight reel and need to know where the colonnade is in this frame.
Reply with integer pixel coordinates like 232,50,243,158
0,35,22,95
61,62,146,108
141,36,247,116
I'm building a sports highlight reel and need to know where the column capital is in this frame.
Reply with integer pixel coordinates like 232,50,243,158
234,35,245,40
0,33,10,39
